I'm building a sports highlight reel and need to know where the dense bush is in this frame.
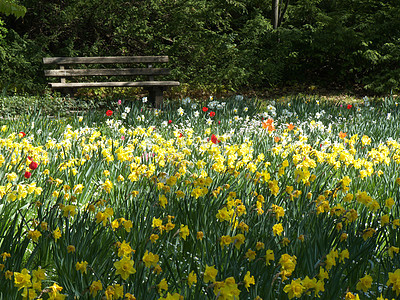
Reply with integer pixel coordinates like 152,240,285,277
0,0,399,94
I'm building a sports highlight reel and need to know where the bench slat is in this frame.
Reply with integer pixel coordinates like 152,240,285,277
44,68,170,77
49,81,180,88
43,56,169,65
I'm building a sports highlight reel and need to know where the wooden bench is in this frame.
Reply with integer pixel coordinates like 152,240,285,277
43,56,180,107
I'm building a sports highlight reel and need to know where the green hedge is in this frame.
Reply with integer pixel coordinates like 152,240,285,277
1,0,399,95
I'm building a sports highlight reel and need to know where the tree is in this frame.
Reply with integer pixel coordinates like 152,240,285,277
272,0,289,29
0,0,26,18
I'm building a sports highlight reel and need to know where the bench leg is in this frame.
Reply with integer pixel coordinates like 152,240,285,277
60,87,75,97
148,87,164,108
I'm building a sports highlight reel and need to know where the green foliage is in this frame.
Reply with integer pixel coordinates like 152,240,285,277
0,0,399,94
0,0,26,18
0,29,47,93
0,94,101,116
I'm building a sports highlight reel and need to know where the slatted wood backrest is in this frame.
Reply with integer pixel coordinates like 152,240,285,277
43,56,171,83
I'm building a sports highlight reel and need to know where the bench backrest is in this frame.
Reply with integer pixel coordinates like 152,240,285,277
43,56,171,82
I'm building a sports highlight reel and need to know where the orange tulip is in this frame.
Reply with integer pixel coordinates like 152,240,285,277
339,131,347,139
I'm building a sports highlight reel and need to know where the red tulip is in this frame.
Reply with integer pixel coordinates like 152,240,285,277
211,134,220,144
29,161,38,170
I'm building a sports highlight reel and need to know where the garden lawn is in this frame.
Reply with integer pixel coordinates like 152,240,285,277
1,95,400,299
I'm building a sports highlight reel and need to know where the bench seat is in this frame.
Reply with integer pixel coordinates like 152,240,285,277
43,55,180,107
49,81,180,88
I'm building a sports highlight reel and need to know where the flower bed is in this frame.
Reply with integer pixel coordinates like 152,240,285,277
1,95,400,299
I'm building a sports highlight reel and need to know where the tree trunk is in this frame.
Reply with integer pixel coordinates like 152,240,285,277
279,0,290,27
272,0,279,29
272,0,289,29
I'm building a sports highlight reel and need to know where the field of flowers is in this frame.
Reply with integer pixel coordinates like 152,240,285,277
1,95,400,299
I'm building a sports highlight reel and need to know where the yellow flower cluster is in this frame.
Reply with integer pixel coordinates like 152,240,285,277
3,102,400,299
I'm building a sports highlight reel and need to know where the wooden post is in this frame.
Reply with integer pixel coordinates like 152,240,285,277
154,88,164,109
59,65,66,83
148,64,154,81
59,65,74,96
148,87,164,108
